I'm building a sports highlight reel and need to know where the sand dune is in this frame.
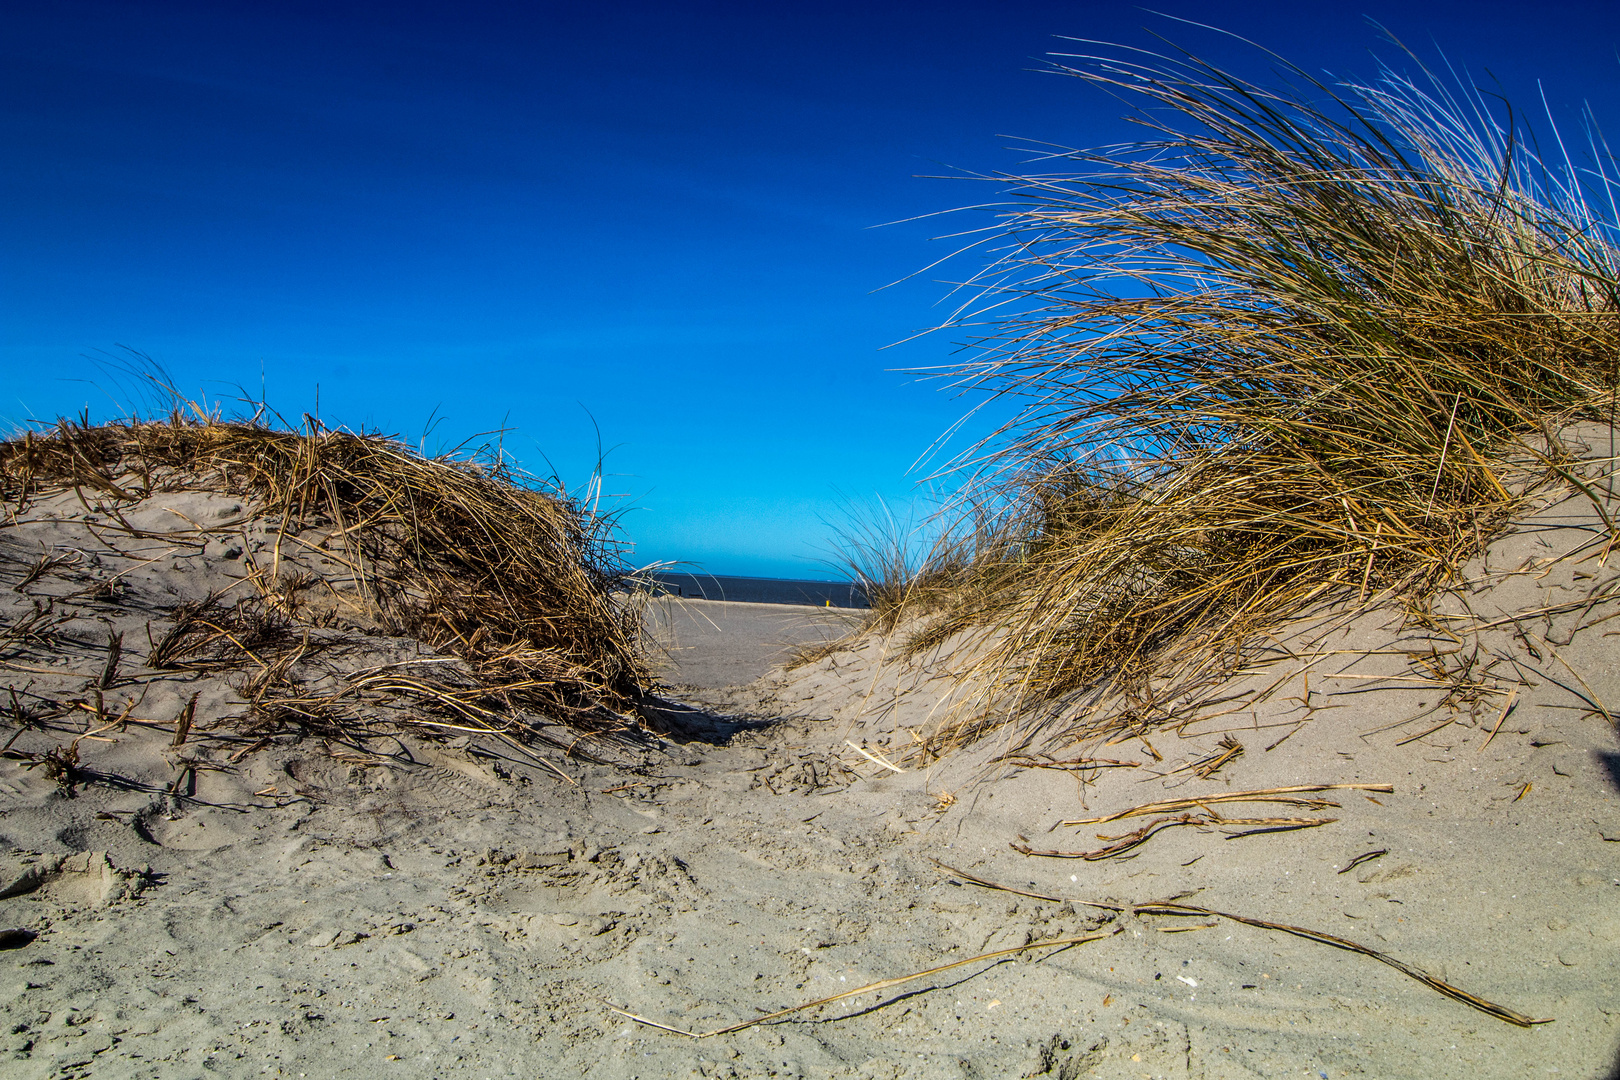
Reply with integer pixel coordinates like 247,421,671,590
0,468,1617,1079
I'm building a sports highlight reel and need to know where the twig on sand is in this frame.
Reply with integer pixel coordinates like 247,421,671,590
608,928,1119,1038
1060,784,1391,826
1149,735,1246,781
844,739,904,773
1338,849,1387,874
1537,637,1614,722
1017,813,1333,860
997,754,1142,771
1189,735,1244,779
1263,723,1303,751
1477,687,1519,752
931,861,1551,1029
1394,714,1459,746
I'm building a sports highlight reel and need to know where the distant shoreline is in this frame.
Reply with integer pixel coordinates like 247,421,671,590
647,571,869,608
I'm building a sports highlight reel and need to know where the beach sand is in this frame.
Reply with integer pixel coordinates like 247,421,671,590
1,480,1617,1079
643,598,861,689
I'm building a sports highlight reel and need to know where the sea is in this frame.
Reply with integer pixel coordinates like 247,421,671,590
647,572,869,609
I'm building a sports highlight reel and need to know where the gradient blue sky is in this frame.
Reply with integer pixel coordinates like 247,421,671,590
6,1,1620,577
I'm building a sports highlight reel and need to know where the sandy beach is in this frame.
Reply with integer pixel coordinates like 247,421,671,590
0,466,1616,1080
643,597,862,689
15,6,1620,1077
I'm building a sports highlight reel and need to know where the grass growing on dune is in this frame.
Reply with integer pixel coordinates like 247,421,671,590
815,496,970,636
0,410,651,745
892,34,1620,754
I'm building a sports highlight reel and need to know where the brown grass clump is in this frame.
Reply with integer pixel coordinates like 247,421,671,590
890,33,1620,755
0,411,650,745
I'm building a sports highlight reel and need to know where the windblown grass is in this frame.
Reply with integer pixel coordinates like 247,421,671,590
815,496,970,637
0,411,650,743
898,33,1620,754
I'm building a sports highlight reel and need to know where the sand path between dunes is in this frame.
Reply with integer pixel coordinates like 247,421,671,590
642,598,862,690
1,491,1618,1079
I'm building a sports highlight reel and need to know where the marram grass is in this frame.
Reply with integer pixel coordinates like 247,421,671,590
889,34,1620,754
0,411,651,745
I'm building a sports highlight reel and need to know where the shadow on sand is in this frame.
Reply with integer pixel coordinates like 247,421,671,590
639,696,771,745
1597,763,1620,1079
1599,751,1620,795
1602,1042,1620,1080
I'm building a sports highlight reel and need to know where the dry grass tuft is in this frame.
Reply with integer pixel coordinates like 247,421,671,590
888,34,1620,756
1,411,651,749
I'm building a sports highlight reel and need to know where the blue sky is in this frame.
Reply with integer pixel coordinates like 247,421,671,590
6,1,1620,577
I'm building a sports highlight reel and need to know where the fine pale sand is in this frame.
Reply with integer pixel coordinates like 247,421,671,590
643,598,862,689
1,480,1617,1079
